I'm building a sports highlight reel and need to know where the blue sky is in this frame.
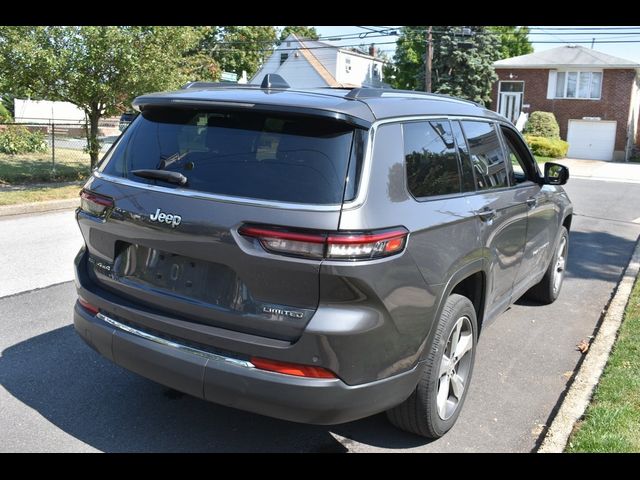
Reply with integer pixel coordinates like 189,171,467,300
311,26,640,63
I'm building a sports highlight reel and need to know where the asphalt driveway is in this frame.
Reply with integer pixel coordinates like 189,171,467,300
1,177,639,452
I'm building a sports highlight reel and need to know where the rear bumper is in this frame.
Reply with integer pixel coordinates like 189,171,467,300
74,304,422,425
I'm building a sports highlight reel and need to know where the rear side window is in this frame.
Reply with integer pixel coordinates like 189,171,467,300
403,120,460,198
98,108,358,205
460,121,508,190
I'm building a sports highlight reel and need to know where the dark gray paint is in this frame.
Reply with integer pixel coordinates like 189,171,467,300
72,88,573,424
4,179,638,452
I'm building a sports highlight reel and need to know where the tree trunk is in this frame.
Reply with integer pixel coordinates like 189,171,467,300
87,111,101,168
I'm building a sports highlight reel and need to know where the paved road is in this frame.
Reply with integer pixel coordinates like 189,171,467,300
1,178,639,452
0,210,83,297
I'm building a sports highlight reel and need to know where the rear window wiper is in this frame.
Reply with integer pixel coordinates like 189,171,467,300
132,169,188,186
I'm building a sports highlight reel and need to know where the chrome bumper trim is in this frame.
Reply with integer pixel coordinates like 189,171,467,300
96,312,255,369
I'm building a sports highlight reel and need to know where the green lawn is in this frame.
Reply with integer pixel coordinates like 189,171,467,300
0,148,90,184
0,182,83,206
566,277,640,452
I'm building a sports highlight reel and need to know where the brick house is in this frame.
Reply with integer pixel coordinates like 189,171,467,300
491,46,640,161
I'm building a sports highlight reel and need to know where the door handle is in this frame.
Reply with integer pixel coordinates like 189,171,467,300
476,208,496,222
526,197,537,208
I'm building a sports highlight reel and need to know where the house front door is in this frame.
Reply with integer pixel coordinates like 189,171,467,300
499,92,522,124
497,81,524,124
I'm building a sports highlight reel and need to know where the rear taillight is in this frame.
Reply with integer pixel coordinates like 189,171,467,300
326,230,407,259
238,225,408,261
80,190,114,218
251,357,336,379
77,297,99,315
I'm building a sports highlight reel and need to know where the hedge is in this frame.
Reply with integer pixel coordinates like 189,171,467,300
523,111,561,140
524,135,569,159
0,125,48,155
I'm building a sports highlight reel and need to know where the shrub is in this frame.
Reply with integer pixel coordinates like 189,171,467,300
0,125,48,154
524,135,569,159
523,111,561,140
0,103,11,122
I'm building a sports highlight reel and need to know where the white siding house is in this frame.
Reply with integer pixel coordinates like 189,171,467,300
251,34,385,88
14,99,86,124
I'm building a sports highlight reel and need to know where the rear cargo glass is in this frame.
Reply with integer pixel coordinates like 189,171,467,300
98,108,360,205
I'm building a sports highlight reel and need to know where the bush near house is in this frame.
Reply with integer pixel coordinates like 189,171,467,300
0,103,11,122
523,111,561,140
0,125,48,155
524,135,569,159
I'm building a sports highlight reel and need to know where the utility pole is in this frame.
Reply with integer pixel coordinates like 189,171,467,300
425,26,433,92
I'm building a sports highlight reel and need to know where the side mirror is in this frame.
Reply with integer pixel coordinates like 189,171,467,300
544,162,569,185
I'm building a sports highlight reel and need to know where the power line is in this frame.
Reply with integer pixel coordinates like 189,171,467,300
211,38,640,57
530,39,640,43
199,27,640,53
527,26,640,31
202,27,640,47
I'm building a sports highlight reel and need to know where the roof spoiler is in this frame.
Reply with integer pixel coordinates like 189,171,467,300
181,75,291,91
345,88,386,99
181,81,256,89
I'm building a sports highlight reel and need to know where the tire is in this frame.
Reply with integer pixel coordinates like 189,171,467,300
386,294,478,438
525,226,569,305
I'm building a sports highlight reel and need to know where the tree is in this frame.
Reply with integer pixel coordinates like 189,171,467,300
489,26,533,59
279,26,319,42
386,27,425,91
198,26,277,79
388,26,501,105
0,26,206,167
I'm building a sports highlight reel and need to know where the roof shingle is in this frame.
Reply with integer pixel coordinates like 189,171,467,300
494,45,640,69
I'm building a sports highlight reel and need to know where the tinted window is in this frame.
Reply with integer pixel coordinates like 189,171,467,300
344,129,365,202
461,121,508,190
451,121,476,193
98,109,357,205
403,120,460,198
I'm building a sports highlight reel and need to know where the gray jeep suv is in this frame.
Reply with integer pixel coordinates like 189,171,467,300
73,77,572,438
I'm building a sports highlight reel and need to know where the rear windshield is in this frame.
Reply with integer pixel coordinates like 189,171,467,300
98,108,361,205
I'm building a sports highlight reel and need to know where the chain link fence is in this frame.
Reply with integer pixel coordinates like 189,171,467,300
0,118,129,184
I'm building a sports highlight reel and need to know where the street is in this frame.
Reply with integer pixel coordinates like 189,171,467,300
1,177,639,452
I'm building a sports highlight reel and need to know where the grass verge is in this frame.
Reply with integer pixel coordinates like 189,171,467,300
566,275,640,452
0,183,82,206
0,148,90,184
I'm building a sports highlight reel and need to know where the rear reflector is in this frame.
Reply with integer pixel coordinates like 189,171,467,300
78,297,99,315
80,190,114,218
251,357,336,379
239,225,408,261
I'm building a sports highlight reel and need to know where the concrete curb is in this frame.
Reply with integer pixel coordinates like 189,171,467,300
0,198,80,218
538,237,640,453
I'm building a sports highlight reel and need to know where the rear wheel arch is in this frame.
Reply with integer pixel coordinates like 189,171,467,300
450,271,486,334
418,261,487,364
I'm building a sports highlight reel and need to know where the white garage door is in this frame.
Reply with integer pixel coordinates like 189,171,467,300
567,120,616,161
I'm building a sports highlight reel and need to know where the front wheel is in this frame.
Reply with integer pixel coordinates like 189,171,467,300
386,294,478,438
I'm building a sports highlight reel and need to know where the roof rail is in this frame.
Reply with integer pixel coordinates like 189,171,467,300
345,87,480,106
181,81,257,90
260,74,290,89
